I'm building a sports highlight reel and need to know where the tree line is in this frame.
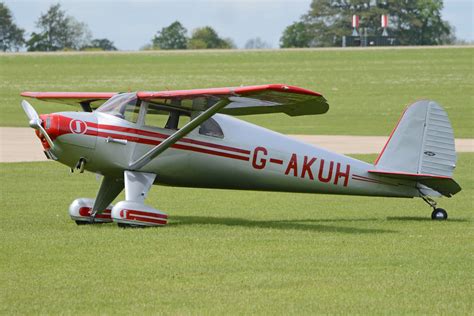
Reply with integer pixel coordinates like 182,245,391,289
0,2,270,52
145,21,271,50
1,3,116,51
1,1,456,52
280,0,455,47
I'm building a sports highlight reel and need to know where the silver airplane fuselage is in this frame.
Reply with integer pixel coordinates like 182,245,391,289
40,110,418,199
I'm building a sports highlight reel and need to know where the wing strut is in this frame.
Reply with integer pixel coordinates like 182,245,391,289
128,99,230,170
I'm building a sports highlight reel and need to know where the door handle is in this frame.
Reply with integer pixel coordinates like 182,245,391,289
106,137,127,145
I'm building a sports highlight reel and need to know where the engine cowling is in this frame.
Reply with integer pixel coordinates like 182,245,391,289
111,201,168,227
69,198,113,223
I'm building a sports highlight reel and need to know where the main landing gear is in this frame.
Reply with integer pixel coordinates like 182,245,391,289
420,194,448,220
69,171,168,227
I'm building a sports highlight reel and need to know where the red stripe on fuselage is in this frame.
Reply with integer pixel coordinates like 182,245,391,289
94,130,250,161
351,177,383,185
352,174,396,186
55,115,250,162
173,143,250,161
91,122,250,155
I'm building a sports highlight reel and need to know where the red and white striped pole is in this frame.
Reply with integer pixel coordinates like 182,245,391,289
352,15,359,36
381,14,388,36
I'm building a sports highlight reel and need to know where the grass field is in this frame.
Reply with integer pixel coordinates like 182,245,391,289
1,47,473,137
0,154,472,314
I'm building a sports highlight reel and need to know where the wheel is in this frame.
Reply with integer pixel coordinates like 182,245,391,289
117,222,146,228
75,220,106,225
431,208,448,220
75,220,91,225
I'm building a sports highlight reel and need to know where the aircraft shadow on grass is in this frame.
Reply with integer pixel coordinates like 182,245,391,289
386,216,468,222
169,215,395,234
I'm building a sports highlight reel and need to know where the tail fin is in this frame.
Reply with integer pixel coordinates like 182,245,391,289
370,100,461,197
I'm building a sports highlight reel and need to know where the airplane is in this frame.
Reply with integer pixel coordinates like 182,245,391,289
20,84,461,227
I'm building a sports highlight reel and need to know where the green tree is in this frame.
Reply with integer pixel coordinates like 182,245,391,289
282,0,455,47
280,22,312,48
222,37,236,49
188,26,233,49
26,3,91,51
387,0,454,45
82,38,117,51
245,37,271,49
0,2,25,51
152,21,188,49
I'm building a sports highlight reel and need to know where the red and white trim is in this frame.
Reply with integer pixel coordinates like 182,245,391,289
111,202,168,227
78,207,112,220
120,209,168,226
374,106,408,165
352,174,396,186
352,15,359,28
368,170,453,180
69,198,114,223
381,15,388,28
55,114,251,162
137,84,322,100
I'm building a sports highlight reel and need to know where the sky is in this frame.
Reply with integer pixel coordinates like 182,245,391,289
4,0,474,50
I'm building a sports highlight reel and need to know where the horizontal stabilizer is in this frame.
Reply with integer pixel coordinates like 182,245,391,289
368,170,461,197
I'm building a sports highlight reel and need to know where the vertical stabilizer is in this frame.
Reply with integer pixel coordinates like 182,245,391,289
374,100,457,177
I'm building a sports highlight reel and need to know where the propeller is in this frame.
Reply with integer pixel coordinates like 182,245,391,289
21,100,55,149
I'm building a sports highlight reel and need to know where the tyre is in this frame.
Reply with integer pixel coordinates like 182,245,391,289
431,208,448,220
75,220,90,225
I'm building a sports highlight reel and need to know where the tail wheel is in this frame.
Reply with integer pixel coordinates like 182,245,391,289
431,208,448,220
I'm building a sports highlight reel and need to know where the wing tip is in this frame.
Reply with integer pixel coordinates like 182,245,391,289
268,84,323,97
20,92,117,99
21,91,38,98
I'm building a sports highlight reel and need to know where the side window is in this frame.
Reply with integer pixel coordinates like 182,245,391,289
144,104,190,130
123,100,140,123
144,111,170,128
199,118,224,138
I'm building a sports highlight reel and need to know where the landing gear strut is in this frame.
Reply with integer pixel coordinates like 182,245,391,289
420,194,448,220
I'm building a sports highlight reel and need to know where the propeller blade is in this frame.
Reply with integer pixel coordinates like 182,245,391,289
21,100,55,149
37,124,55,150
21,100,39,121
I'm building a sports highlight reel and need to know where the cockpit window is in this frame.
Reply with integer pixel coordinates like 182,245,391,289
144,103,190,130
96,93,140,123
199,118,224,138
144,103,223,137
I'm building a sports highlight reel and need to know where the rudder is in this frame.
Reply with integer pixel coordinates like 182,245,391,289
374,100,457,177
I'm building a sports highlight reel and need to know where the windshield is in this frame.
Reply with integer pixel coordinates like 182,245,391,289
96,93,139,122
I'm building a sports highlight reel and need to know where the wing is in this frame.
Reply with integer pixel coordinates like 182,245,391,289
21,92,117,111
137,84,328,116
21,84,328,116
129,84,327,170
22,85,327,170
